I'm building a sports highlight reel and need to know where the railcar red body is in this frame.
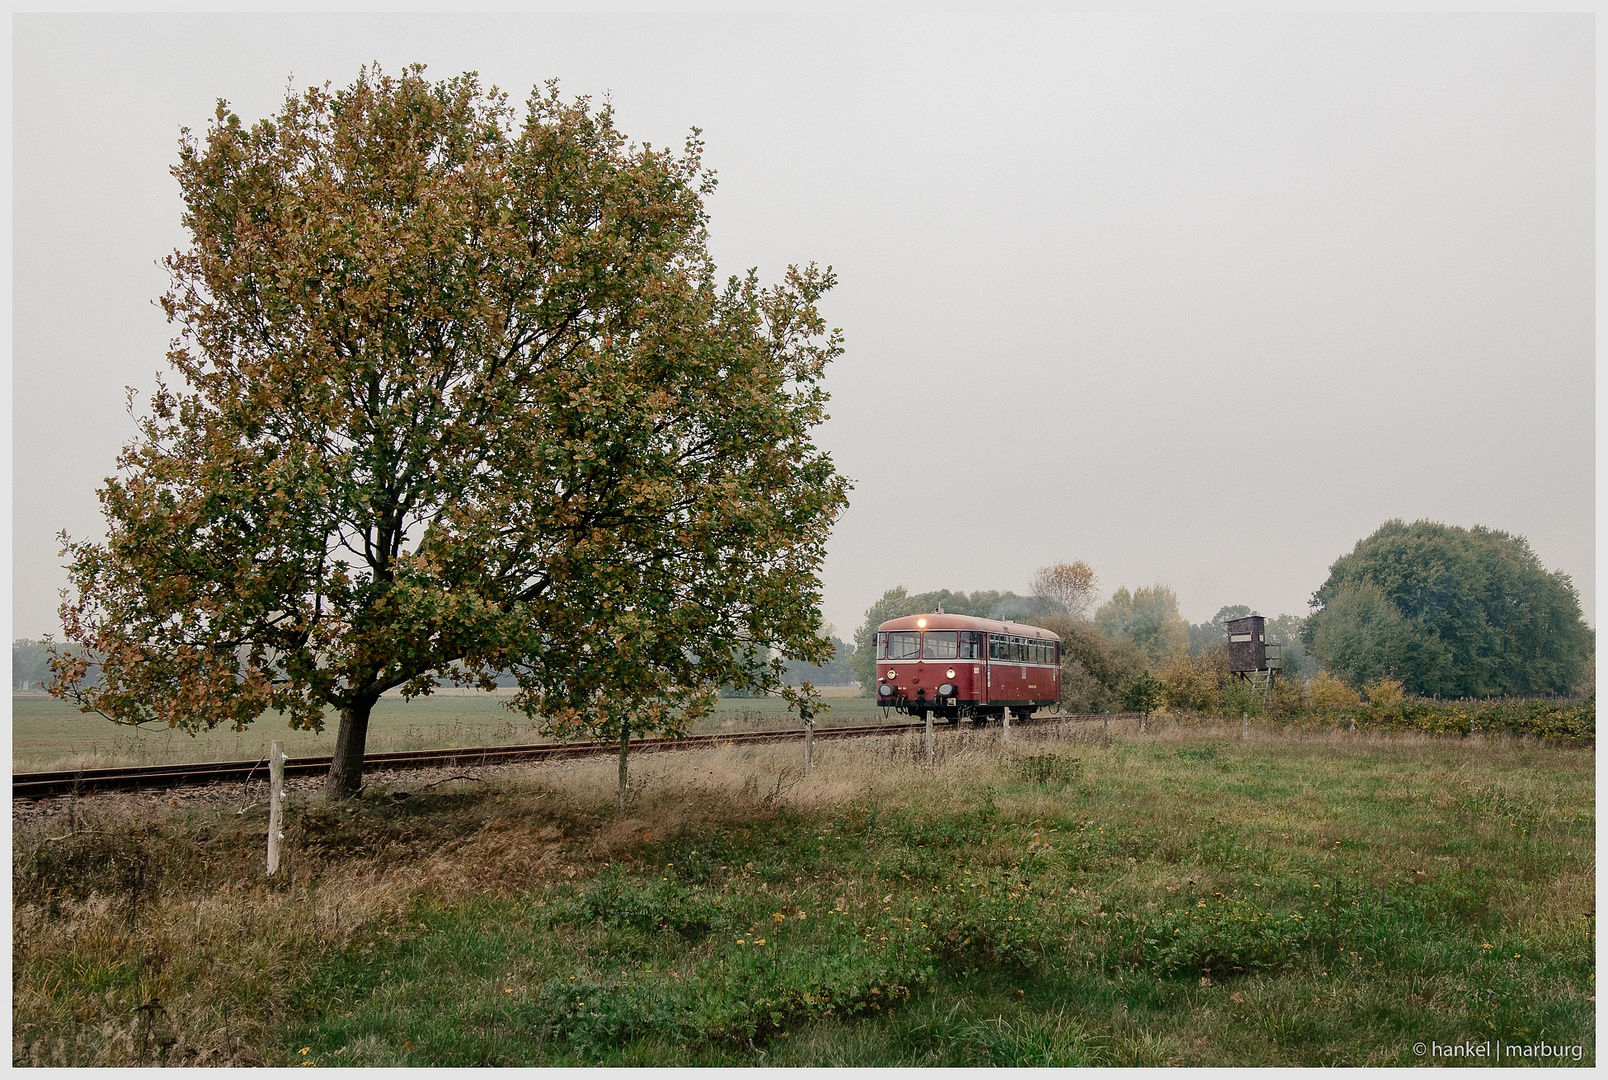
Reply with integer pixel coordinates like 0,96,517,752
873,613,1061,723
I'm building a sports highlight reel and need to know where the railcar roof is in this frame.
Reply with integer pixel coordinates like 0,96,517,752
875,612,1061,641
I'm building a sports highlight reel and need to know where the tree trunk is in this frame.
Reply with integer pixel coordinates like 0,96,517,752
616,718,631,811
327,693,378,801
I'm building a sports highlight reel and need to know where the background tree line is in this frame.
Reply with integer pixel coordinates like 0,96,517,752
846,518,1591,714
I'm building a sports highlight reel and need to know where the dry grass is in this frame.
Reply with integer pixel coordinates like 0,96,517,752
12,718,1594,1066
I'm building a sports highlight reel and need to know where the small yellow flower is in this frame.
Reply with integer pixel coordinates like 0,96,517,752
773,912,786,923
755,938,767,946
1482,943,1494,949
796,910,807,920
299,1048,311,1056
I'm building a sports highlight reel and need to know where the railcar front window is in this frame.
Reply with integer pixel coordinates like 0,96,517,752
886,632,922,660
923,631,959,659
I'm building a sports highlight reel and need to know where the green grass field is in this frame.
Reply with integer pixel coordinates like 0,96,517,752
12,722,1593,1066
11,692,887,773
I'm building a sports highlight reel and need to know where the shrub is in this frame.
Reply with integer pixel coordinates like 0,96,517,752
1121,672,1164,713
1353,697,1594,745
1306,672,1361,711
1364,677,1405,707
1023,614,1147,713
1218,679,1262,718
1158,650,1225,714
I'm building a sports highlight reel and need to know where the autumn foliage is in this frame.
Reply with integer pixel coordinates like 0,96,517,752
52,67,850,797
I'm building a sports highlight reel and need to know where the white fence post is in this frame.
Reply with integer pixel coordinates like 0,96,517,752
1002,709,1011,746
267,740,285,876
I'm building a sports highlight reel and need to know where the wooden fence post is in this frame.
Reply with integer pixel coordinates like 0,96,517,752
925,712,934,767
1242,712,1248,740
267,740,284,876
804,719,815,775
1002,709,1010,747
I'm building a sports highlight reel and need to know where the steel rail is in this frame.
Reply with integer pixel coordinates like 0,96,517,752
12,712,1141,800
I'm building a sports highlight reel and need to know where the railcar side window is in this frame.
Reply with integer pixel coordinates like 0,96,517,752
989,634,1008,660
958,631,982,659
885,632,921,660
922,631,959,659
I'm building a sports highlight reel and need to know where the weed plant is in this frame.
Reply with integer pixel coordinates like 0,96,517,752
12,721,1594,1066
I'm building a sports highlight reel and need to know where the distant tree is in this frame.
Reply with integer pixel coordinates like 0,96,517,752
781,635,856,687
1304,520,1591,696
1304,581,1448,691
12,640,53,690
1029,560,1098,618
1188,605,1252,656
1264,613,1318,678
1095,585,1189,666
50,67,849,802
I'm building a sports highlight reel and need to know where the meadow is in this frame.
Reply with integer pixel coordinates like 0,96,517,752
10,689,882,773
12,718,1594,1066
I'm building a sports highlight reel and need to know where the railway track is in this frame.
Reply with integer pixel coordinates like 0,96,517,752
12,712,1141,800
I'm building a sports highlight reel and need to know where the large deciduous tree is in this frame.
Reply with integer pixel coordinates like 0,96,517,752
1303,519,1592,696
50,66,850,799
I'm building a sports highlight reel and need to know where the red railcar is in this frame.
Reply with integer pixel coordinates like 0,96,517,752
873,613,1061,723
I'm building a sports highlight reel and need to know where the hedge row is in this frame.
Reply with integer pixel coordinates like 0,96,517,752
1321,697,1594,746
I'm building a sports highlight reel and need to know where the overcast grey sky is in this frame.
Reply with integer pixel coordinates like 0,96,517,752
12,13,1595,645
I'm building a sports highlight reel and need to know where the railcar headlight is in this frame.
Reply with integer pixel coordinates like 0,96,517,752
878,683,894,697
938,683,956,697
946,669,956,679
887,670,897,680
